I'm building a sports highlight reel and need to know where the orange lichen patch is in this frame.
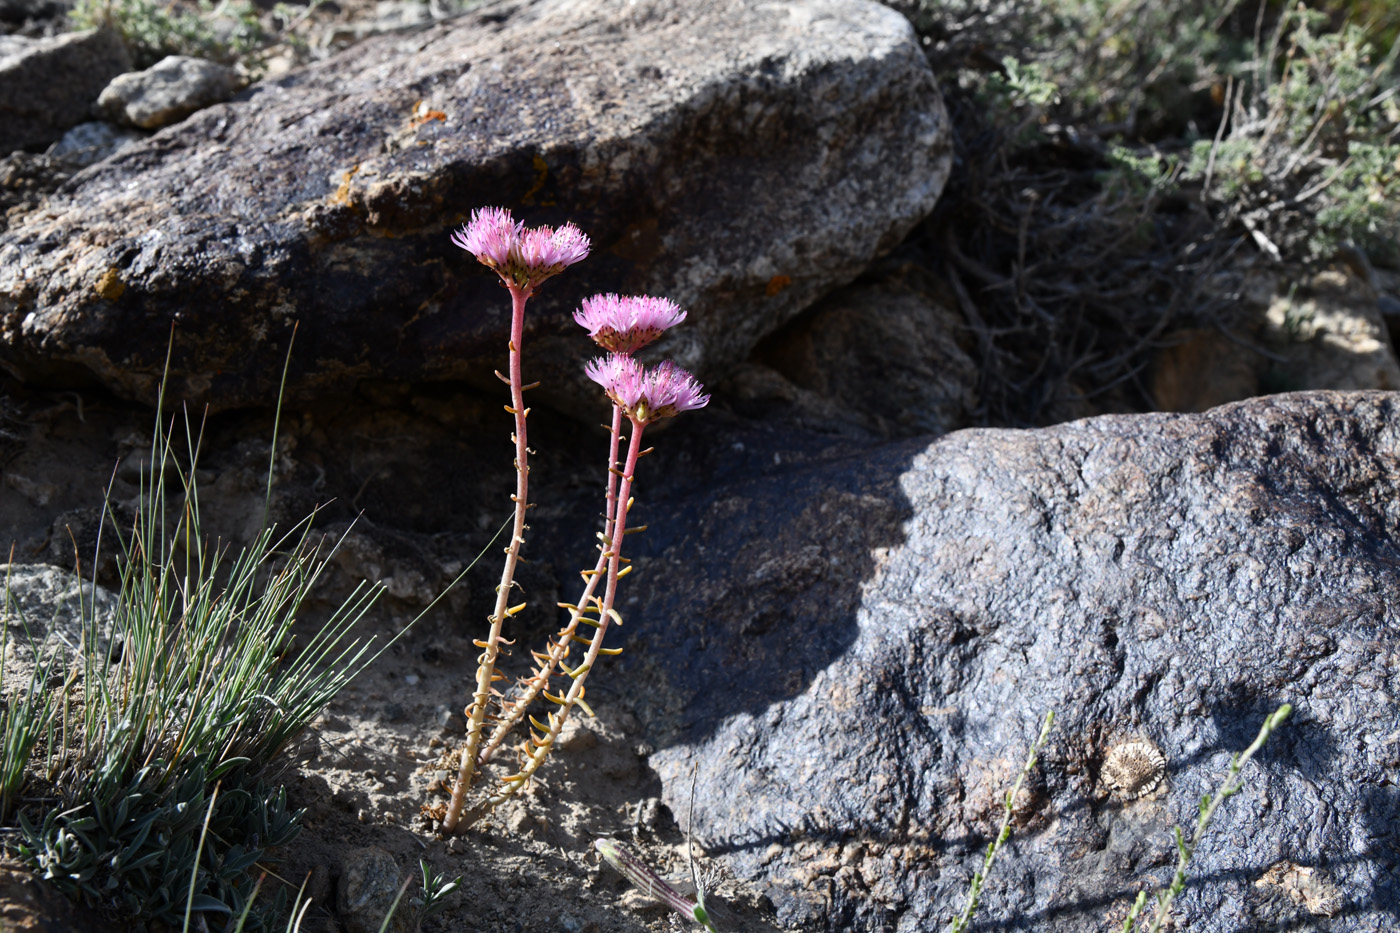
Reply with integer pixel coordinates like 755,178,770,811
409,99,447,126
95,268,125,301
766,274,792,296
330,164,361,205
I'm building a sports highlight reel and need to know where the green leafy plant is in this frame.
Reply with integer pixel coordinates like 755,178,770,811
414,860,462,921
71,0,266,68
68,0,345,77
1182,8,1400,264
13,748,302,927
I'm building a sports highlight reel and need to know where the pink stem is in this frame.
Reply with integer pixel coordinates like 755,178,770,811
463,419,647,824
443,284,532,833
476,403,625,767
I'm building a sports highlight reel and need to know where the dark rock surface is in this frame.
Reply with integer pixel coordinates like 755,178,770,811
615,391,1400,932
757,270,978,438
0,152,71,234
0,0,950,416
0,27,131,152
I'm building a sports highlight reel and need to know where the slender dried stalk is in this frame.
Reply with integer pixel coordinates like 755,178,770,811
477,405,626,768
1120,704,1292,933
461,421,646,826
945,711,1055,933
443,284,533,832
595,838,719,933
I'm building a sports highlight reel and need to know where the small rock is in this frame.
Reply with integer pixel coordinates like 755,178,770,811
0,563,118,672
0,26,131,151
45,120,144,168
337,847,418,933
503,803,532,836
95,55,238,130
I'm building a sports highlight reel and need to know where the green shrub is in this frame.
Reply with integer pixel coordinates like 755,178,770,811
70,0,268,69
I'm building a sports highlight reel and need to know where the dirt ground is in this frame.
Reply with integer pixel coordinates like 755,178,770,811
281,629,792,933
0,373,797,933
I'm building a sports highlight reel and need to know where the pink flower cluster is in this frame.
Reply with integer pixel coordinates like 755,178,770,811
573,294,686,354
585,355,709,425
451,206,590,292
451,206,706,425
576,293,707,425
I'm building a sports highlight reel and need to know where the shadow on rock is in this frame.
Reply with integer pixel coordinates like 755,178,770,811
620,391,1400,933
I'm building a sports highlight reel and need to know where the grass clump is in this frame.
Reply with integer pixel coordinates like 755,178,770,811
0,381,397,929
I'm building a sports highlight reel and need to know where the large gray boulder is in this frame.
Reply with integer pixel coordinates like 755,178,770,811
616,391,1400,931
0,0,950,415
0,27,132,153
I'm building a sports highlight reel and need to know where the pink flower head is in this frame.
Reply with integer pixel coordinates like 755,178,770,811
451,206,519,272
574,294,687,354
588,356,709,424
451,207,590,292
517,223,591,279
584,352,640,395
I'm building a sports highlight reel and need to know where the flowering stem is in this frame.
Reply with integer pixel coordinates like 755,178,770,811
444,284,533,833
462,420,646,826
477,404,625,768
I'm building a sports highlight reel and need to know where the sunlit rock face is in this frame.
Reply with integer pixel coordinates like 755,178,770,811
625,391,1400,933
0,0,950,416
